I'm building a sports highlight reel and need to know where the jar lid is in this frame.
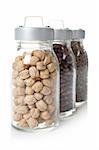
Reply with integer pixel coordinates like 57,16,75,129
54,29,66,40
15,27,54,41
54,29,72,40
65,29,72,40
72,29,85,39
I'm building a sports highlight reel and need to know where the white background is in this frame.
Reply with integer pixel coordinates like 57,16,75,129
0,0,98,149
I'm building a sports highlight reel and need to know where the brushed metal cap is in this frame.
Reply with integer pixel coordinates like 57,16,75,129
54,29,66,40
72,29,85,39
65,29,72,40
54,29,72,40
15,26,54,41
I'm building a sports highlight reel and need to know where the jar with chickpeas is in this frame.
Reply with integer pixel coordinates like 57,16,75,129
12,24,59,131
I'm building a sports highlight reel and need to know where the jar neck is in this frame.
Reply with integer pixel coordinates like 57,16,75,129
16,41,53,51
53,40,72,49
53,40,65,45
65,40,71,49
72,39,83,47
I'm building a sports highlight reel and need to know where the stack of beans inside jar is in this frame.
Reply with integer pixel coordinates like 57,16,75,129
53,29,76,118
12,50,59,129
12,25,60,131
71,29,88,106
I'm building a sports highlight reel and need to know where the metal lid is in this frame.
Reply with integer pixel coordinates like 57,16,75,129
65,29,72,40
72,29,85,39
54,29,72,40
54,29,66,40
15,27,54,41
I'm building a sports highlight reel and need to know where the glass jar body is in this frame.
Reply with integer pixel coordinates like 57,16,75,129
12,41,59,131
53,41,76,118
71,40,88,106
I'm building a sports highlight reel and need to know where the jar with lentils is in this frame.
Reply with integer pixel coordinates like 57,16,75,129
71,29,88,106
12,23,59,131
53,29,76,118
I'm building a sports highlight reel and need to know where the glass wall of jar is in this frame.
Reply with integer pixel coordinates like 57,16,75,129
12,24,59,131
53,29,76,118
71,29,88,106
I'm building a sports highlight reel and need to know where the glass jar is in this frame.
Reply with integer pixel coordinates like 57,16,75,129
53,29,76,118
71,29,88,106
12,23,59,131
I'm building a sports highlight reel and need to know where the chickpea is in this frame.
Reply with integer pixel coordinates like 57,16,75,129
14,61,24,72
24,77,35,87
43,95,53,105
28,104,35,109
40,69,49,79
36,61,46,70
13,113,23,121
33,50,45,60
36,100,47,111
40,111,51,120
44,54,51,65
30,56,39,66
16,77,25,87
42,79,52,87
27,118,38,128
24,95,37,105
13,87,25,97
29,66,39,79
47,63,56,73
45,116,55,125
30,108,40,119
12,70,18,79
18,119,28,128
25,87,34,95
40,86,51,95
48,105,55,114
14,96,25,105
38,117,44,123
23,113,31,120
34,93,43,100
32,81,43,93
14,105,29,114
19,69,30,79
50,71,57,79
15,56,23,62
